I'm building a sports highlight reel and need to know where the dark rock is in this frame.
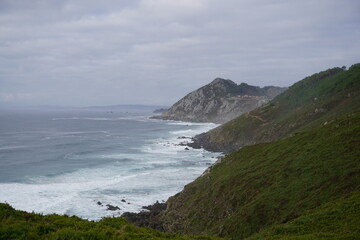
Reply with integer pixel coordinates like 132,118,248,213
122,201,167,230
106,204,120,211
121,199,126,203
187,137,202,149
177,136,190,139
97,201,102,206
184,147,189,150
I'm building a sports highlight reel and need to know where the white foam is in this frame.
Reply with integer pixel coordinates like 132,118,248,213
141,122,218,157
0,118,221,220
0,145,30,151
170,129,193,135
166,121,216,126
0,157,216,220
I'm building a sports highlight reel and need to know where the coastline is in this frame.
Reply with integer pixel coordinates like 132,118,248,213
121,117,224,228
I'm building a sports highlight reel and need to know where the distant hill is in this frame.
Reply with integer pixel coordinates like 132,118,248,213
152,78,286,123
153,108,168,114
0,104,168,112
191,64,360,153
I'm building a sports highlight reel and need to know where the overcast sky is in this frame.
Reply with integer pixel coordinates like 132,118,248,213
0,0,359,107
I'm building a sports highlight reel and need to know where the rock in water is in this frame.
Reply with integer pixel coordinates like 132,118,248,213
106,204,120,211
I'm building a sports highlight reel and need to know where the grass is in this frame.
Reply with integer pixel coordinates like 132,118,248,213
0,203,223,240
154,111,360,239
246,190,360,240
196,63,360,153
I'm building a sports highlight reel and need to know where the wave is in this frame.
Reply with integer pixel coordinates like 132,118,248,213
0,145,31,151
169,129,194,135
0,161,209,220
167,121,218,127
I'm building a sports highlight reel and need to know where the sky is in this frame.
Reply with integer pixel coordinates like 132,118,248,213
0,0,359,107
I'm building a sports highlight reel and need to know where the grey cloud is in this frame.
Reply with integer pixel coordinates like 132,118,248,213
0,0,359,106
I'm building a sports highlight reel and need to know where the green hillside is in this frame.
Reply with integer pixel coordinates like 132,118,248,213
246,190,360,240
0,203,222,240
192,64,360,153
149,111,360,239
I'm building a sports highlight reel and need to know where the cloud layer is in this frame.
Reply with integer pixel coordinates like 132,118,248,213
1,0,359,106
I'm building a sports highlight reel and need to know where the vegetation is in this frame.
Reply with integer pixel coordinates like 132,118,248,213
0,203,222,240
151,111,360,239
194,64,360,153
246,190,360,240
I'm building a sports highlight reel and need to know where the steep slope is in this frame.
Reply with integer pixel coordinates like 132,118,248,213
246,190,360,240
144,111,360,240
0,203,222,240
153,78,286,123
191,64,360,152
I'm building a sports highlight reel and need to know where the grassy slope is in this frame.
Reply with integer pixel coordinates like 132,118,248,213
195,64,360,153
246,190,360,240
0,203,223,240
155,111,360,240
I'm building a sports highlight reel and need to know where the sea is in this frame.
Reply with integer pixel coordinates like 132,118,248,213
0,107,220,220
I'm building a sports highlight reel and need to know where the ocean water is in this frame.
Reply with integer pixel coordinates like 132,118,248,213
0,108,220,220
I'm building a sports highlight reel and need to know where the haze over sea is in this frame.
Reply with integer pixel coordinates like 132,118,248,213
0,106,219,220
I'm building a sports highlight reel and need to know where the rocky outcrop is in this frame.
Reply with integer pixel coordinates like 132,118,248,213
152,78,286,123
122,201,167,230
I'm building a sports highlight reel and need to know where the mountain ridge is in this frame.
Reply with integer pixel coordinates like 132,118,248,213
152,78,286,123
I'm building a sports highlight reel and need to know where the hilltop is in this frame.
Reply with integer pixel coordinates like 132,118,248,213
152,78,286,123
191,64,360,153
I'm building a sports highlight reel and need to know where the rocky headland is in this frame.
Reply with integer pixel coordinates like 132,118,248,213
152,78,286,123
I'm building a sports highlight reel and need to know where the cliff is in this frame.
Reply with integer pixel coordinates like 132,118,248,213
152,78,286,123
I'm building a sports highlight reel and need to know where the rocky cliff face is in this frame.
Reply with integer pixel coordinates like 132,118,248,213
152,78,286,123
